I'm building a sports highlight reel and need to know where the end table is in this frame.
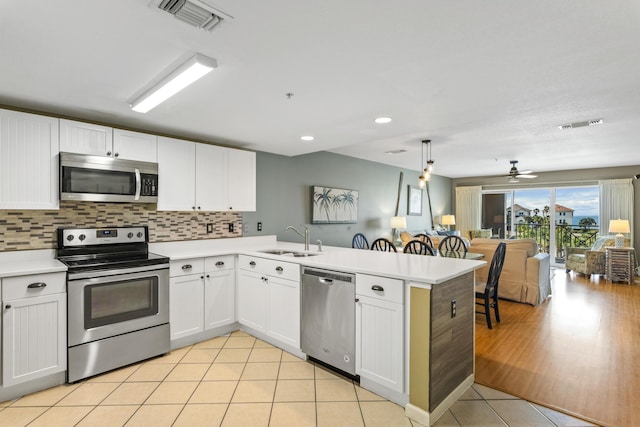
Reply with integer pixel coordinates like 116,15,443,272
605,246,635,284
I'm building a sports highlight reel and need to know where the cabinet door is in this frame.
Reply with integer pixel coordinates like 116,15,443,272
112,129,157,162
2,293,66,386
169,275,204,340
59,119,113,157
237,270,267,333
227,148,256,211
195,143,227,211
267,276,299,348
356,295,403,392
0,109,59,209
157,136,196,211
204,269,235,329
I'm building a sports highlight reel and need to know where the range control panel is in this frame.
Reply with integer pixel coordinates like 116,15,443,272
59,226,148,247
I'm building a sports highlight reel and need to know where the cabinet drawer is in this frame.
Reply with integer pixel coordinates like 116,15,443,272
204,255,235,271
356,273,403,304
238,255,300,281
2,272,66,300
170,258,205,277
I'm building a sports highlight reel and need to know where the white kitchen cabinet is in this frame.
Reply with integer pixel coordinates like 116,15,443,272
237,255,300,347
169,256,235,341
0,109,59,210
169,274,205,340
204,256,235,330
227,148,256,211
356,273,404,393
60,119,157,162
157,136,255,212
1,272,66,387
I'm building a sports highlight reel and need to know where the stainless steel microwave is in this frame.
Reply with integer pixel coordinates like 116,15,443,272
60,152,159,203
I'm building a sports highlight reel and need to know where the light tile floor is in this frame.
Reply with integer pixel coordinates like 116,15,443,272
0,331,597,426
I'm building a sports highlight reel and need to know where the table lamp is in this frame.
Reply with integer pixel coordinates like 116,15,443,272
441,215,456,231
608,219,630,248
390,216,407,244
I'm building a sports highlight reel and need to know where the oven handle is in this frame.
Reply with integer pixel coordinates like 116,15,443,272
134,168,141,201
67,263,169,281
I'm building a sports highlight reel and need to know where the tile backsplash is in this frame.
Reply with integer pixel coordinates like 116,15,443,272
0,201,243,251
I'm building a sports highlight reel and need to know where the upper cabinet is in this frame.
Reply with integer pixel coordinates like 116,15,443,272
0,109,59,210
59,119,157,162
157,136,256,212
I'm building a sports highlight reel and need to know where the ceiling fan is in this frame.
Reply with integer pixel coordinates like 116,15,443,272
506,160,537,182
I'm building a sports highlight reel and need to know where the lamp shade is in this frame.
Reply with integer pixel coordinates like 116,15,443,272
390,216,407,229
441,215,456,226
608,219,630,234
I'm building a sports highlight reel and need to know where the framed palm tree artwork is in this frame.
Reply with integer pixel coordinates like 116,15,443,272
312,185,359,223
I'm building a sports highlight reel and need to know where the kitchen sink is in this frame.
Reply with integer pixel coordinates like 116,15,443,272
259,249,321,257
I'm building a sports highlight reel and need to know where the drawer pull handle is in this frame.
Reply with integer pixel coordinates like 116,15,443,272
181,264,192,270
275,266,284,272
215,261,225,267
27,282,47,289
249,261,257,266
371,285,384,292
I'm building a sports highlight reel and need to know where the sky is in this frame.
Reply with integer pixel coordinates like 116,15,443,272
511,186,599,217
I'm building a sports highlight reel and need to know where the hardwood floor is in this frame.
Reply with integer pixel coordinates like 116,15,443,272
475,268,640,427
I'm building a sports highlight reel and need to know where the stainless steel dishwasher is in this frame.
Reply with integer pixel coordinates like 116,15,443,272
301,267,356,375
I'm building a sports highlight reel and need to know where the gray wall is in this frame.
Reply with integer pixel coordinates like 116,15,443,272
243,151,453,248
453,165,640,251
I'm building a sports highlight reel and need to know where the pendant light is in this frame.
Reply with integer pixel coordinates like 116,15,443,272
418,140,434,189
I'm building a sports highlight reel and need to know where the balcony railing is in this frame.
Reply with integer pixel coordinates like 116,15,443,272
506,223,599,262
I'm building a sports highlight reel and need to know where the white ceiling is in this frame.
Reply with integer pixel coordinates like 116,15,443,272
1,0,640,178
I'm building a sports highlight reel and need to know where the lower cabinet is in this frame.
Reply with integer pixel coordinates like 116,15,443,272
237,255,300,349
355,273,404,393
1,272,67,387
169,256,235,341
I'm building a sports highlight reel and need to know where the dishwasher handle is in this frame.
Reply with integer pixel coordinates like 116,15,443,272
318,278,334,285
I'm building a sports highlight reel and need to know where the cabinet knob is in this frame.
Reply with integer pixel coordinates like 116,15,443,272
371,285,385,292
5,304,11,309
197,206,201,210
181,264,192,270
229,207,233,210
249,261,256,266
192,206,196,210
201,276,205,279
275,266,284,272
107,151,112,156
114,152,119,157
27,282,47,289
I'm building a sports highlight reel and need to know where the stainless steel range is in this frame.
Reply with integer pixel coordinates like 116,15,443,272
56,226,170,382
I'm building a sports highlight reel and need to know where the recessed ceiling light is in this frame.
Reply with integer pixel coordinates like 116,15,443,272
375,117,392,124
300,136,314,141
385,149,407,154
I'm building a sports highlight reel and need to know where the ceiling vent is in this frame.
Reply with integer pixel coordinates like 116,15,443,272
158,0,232,31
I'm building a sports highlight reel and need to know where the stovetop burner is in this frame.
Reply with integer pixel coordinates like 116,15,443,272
56,226,169,273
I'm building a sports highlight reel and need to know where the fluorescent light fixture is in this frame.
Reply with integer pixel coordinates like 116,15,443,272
130,54,217,113
375,117,392,124
300,135,315,141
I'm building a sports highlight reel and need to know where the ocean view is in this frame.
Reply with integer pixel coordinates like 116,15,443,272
572,215,599,226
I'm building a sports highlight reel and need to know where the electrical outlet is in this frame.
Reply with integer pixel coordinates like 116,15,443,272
228,223,234,232
206,223,213,233
451,299,457,318
257,222,262,232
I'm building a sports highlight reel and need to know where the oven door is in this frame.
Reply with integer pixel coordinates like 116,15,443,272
67,265,169,347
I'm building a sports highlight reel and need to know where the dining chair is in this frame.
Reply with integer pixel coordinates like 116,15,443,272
475,241,507,329
403,240,435,255
438,235,468,254
413,233,435,251
370,238,397,252
352,233,369,249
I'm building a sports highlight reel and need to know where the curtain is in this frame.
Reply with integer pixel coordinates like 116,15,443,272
455,186,482,240
599,178,634,245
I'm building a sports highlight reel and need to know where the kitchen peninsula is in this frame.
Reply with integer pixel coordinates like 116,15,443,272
0,235,484,426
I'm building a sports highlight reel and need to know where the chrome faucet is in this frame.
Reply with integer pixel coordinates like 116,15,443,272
286,225,310,251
